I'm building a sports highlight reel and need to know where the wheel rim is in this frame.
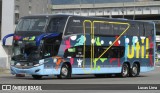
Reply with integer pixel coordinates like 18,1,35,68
122,65,128,76
132,64,138,75
62,67,68,76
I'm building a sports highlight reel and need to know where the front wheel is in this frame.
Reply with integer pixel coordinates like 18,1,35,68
129,63,140,77
32,75,42,79
121,63,129,77
57,64,71,79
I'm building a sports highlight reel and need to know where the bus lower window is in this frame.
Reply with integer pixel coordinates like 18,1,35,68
97,46,125,58
64,46,125,58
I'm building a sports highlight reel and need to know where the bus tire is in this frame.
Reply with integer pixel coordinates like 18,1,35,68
57,63,71,79
121,63,129,77
129,63,140,77
32,75,42,79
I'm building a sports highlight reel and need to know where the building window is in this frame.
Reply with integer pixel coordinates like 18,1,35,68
29,6,32,11
138,8,141,11
15,5,19,11
146,7,150,10
29,0,32,6
15,13,19,24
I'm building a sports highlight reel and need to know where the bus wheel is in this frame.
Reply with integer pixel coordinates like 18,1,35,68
121,63,129,77
130,63,140,77
32,75,42,79
57,64,71,79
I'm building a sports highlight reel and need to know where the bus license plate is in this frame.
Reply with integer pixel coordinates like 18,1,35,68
20,70,26,74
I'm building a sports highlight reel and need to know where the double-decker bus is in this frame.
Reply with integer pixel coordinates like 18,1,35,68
3,15,155,79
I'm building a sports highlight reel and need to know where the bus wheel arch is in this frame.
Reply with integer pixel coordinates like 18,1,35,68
129,62,140,77
57,62,72,79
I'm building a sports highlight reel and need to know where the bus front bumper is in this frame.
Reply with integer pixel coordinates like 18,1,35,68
10,65,60,75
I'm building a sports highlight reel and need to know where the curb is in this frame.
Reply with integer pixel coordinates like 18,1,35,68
0,68,10,74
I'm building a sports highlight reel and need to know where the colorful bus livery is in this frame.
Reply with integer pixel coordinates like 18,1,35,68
3,15,155,79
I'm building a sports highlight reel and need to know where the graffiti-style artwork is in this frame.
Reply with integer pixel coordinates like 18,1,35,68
70,35,77,41
54,57,65,70
149,36,154,66
124,36,129,61
29,36,36,41
126,36,150,59
77,59,83,67
100,58,107,63
109,41,112,45
95,37,104,46
70,58,74,65
64,38,71,51
75,35,86,46
109,36,121,67
132,36,139,50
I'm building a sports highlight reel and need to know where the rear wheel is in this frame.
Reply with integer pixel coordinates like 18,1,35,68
121,63,129,77
57,64,71,79
32,75,42,79
129,63,140,77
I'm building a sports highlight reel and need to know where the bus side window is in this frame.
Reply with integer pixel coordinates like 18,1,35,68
99,23,113,35
94,22,100,35
47,18,66,33
139,24,145,36
84,22,91,34
97,46,125,58
65,18,83,35
145,23,154,36
126,24,139,36
113,24,120,35
120,25,127,35
64,46,91,58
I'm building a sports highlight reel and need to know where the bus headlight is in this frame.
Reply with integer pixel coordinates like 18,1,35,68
10,61,15,66
34,59,45,67
39,59,44,64
34,64,40,67
53,58,57,63
16,63,21,66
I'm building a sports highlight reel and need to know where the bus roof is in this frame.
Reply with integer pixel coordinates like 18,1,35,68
21,14,154,24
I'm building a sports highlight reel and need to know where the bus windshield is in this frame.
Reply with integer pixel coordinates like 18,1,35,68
16,18,48,32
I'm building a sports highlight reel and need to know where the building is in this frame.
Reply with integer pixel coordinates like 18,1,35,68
15,0,51,23
0,0,51,70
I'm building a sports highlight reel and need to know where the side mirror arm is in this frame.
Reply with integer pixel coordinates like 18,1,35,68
2,33,14,46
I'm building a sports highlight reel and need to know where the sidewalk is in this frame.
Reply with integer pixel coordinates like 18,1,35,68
0,68,10,74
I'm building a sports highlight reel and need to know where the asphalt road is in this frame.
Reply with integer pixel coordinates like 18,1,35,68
0,67,160,84
0,67,160,93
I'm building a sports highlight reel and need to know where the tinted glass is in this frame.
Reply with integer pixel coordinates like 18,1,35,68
16,18,48,32
47,17,67,33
